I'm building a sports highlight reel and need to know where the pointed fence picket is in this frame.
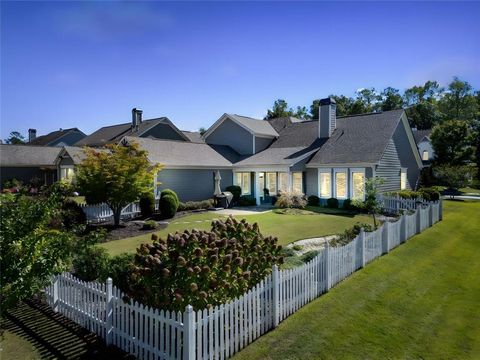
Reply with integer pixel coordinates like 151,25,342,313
44,200,442,360
79,202,141,223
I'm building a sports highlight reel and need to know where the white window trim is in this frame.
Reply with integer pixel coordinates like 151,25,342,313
291,172,303,194
333,168,348,199
60,165,75,181
234,172,252,195
266,172,277,194
400,168,408,190
422,150,429,161
350,168,366,201
318,168,332,199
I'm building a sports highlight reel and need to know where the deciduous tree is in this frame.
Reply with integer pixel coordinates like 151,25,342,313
4,131,25,144
430,120,473,165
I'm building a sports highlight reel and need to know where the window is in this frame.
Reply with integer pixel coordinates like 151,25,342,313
60,166,75,182
278,173,288,192
335,170,347,199
292,172,303,193
235,172,251,195
266,172,277,194
401,169,407,190
351,171,365,200
319,171,331,198
422,150,429,161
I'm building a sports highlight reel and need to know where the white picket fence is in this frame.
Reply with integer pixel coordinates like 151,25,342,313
379,194,425,214
45,200,442,360
79,202,142,223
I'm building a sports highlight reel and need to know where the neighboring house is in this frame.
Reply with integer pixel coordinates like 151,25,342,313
412,129,434,165
0,144,61,187
27,127,86,146
75,108,190,147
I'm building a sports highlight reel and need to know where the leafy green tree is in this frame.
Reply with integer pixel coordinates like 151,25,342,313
430,120,473,165
264,99,310,120
0,191,74,313
310,95,354,118
404,81,443,129
434,165,475,196
353,177,384,228
199,127,206,135
75,142,162,226
439,77,477,121
381,87,404,111
355,88,381,113
4,131,25,144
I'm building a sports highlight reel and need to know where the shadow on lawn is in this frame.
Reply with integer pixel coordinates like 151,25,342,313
1,299,133,359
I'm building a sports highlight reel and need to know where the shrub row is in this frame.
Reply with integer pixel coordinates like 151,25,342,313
178,199,214,212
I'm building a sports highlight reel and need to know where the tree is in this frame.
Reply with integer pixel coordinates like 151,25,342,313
381,87,404,111
75,142,162,226
310,95,354,118
434,165,474,197
4,131,25,144
199,127,206,135
430,120,473,165
438,77,477,121
264,99,309,120
355,88,381,113
353,177,384,228
404,81,443,129
0,191,74,313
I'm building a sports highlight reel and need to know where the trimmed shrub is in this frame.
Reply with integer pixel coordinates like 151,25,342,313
418,187,440,201
126,216,283,311
331,222,374,247
142,220,158,230
72,246,110,281
326,197,339,208
342,198,357,211
225,185,241,202
61,199,86,229
160,189,179,208
159,194,178,219
292,245,303,251
276,192,307,209
301,250,319,263
238,195,256,206
397,190,421,199
178,199,214,212
139,192,155,218
307,195,320,206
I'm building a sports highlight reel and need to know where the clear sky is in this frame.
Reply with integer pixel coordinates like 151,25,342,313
1,1,479,138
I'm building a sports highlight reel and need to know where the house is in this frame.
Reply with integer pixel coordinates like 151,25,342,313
27,127,86,146
202,98,422,205
75,108,190,147
0,144,62,188
412,129,434,165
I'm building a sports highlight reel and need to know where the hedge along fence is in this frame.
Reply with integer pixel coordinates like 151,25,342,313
45,200,442,360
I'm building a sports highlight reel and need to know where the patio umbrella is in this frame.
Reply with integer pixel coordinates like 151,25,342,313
214,170,222,196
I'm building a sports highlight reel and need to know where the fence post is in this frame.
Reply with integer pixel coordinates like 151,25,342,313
53,276,59,313
359,229,365,268
272,264,280,327
183,305,196,360
325,243,331,291
439,198,443,221
106,278,113,345
428,204,433,228
382,223,389,254
400,214,407,243
416,207,421,234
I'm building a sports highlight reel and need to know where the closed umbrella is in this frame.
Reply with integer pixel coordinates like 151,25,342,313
214,170,222,196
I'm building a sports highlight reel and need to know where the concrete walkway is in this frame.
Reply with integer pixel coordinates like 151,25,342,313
213,206,273,216
442,195,480,201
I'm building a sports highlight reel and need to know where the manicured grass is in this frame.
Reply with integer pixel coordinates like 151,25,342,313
100,209,374,256
460,187,480,195
0,329,40,360
233,200,480,360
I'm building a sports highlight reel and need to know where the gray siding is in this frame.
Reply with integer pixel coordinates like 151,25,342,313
254,136,273,154
0,167,57,188
393,121,421,189
305,168,318,196
205,119,253,155
142,123,187,141
157,169,233,202
376,139,402,192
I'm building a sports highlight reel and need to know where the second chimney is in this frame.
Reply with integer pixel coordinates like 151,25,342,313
131,108,143,130
318,97,336,138
28,128,37,142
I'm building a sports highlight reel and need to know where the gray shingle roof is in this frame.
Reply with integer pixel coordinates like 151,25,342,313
60,146,109,164
123,137,233,168
28,128,85,146
227,114,279,137
182,131,205,143
0,144,62,166
412,129,431,144
308,110,405,165
266,117,303,133
76,118,188,147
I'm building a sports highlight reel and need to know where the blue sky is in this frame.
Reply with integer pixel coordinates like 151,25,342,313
1,1,479,138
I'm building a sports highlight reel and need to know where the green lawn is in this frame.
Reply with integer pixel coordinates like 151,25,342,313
233,200,480,360
100,209,374,256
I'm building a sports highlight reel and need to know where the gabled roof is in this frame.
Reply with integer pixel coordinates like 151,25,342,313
76,117,189,147
203,113,278,139
412,129,431,144
0,144,62,167
122,136,234,168
28,128,85,146
182,131,205,143
266,117,303,133
308,110,405,166
56,146,109,165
